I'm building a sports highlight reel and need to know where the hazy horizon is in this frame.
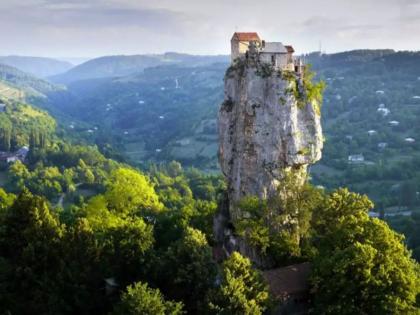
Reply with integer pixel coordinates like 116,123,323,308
2,46,418,65
1,0,420,58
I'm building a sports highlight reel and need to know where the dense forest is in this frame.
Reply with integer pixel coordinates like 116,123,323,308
0,53,419,314
1,129,418,314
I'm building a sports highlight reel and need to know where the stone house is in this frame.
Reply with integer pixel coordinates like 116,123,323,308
348,154,365,164
16,146,29,160
230,32,261,61
0,146,29,164
0,152,17,163
230,32,301,72
285,45,295,63
259,42,289,70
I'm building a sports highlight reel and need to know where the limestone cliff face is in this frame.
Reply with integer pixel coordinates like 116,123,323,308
216,60,323,264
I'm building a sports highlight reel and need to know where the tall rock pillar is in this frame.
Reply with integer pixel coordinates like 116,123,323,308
215,58,323,265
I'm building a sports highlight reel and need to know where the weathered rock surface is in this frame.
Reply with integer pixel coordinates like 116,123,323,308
215,60,323,264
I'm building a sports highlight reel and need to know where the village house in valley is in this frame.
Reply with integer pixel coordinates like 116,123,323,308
0,102,6,112
230,32,304,73
0,146,29,164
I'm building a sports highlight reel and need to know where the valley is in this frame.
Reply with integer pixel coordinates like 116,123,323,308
30,50,420,214
0,49,419,314
1,50,420,260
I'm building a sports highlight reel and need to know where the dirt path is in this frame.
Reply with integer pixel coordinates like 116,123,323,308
55,183,82,208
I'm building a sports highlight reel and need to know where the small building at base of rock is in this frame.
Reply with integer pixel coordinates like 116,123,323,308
263,262,312,315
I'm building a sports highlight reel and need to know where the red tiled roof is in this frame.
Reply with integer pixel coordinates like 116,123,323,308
232,32,260,42
285,45,295,53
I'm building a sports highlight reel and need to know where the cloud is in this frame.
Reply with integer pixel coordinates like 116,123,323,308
1,0,420,57
2,0,192,33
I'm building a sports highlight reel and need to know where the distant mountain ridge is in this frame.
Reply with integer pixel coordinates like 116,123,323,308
0,56,73,78
49,52,229,84
0,62,64,101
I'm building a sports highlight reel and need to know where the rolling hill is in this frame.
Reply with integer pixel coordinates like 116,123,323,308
0,63,64,99
49,53,229,84
0,56,73,78
48,62,227,169
43,50,420,212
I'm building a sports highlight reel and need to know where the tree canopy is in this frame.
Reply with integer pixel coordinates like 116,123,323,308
310,189,420,314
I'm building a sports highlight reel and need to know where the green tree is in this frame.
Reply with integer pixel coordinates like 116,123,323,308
112,282,184,315
311,189,420,314
209,252,270,315
0,188,15,214
51,218,104,314
161,227,216,313
166,160,183,178
101,217,155,287
0,116,12,151
105,168,163,216
7,160,30,192
0,190,64,315
236,177,324,264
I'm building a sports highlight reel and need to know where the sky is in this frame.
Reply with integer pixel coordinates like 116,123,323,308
1,0,420,59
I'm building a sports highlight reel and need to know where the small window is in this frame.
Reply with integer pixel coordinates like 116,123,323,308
271,55,275,65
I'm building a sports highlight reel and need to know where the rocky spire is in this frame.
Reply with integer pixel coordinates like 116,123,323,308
215,58,323,266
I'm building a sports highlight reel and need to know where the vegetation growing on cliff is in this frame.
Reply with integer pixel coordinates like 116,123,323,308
225,58,246,78
282,66,326,113
220,98,234,112
255,63,274,78
235,172,324,264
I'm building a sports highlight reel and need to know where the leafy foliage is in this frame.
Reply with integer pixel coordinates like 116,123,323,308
310,189,420,314
0,190,65,314
235,172,324,265
105,168,163,215
0,100,55,151
159,227,217,313
112,282,184,315
208,252,270,315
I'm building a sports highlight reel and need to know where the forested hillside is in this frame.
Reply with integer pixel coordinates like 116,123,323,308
0,100,56,152
306,51,420,230
50,53,229,84
48,63,226,170
0,63,64,102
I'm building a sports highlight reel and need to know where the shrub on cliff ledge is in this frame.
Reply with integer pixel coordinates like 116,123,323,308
302,65,326,111
235,174,324,265
282,66,326,113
